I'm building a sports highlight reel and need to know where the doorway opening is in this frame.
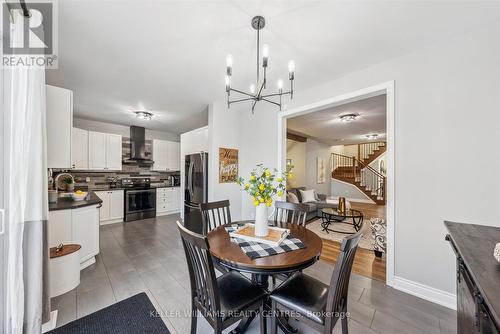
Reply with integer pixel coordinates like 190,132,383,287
277,81,395,286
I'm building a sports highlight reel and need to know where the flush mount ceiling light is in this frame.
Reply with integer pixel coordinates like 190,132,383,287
225,16,295,113
366,133,379,140
134,111,153,120
339,113,360,122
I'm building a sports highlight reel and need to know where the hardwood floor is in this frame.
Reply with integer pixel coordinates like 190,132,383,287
319,201,387,282
321,239,387,282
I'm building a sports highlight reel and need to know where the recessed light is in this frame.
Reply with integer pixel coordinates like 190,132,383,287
134,111,153,120
366,134,378,140
339,113,360,122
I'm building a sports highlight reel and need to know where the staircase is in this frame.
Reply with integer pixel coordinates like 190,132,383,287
331,142,386,205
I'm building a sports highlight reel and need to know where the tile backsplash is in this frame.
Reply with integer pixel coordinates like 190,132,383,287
50,137,180,190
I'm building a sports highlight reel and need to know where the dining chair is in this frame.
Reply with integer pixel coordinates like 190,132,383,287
176,221,267,334
271,201,310,286
273,201,309,228
270,232,362,334
199,200,232,273
199,200,232,235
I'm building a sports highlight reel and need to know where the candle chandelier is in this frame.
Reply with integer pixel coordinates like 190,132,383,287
225,16,295,113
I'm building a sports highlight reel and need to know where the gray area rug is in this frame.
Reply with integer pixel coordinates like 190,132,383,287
48,292,170,334
307,218,375,250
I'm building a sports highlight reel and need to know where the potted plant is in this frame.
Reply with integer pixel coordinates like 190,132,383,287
63,176,74,192
238,164,293,237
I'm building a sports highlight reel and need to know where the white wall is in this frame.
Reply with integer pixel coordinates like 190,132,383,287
74,117,179,141
331,179,375,203
207,103,242,220
286,139,306,188
210,24,500,304
305,139,332,195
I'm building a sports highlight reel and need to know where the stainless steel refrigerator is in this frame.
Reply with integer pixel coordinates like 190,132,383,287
184,152,208,234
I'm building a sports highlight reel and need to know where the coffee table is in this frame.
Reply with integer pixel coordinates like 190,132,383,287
321,207,364,234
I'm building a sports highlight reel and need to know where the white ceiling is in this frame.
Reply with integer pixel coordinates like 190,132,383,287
287,94,386,145
46,1,500,134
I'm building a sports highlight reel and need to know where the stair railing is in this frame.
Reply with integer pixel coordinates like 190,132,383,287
331,152,386,202
357,159,386,201
359,141,386,161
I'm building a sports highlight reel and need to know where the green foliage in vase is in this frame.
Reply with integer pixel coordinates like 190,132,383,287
237,164,294,207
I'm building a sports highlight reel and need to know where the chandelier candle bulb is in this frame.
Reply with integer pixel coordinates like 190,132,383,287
226,54,233,76
277,79,283,90
250,84,256,94
262,44,269,67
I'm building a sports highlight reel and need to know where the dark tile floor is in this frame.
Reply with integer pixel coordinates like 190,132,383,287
51,214,457,334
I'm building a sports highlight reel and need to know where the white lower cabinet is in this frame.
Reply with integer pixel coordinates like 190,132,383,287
156,187,181,216
72,205,100,269
94,190,124,224
48,204,100,270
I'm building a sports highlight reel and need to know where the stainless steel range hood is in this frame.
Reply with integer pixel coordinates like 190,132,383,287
122,126,154,164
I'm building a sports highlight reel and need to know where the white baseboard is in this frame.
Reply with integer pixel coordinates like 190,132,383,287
42,310,58,333
100,218,123,225
393,276,456,310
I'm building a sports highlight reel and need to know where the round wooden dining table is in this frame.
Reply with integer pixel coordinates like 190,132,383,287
207,221,323,333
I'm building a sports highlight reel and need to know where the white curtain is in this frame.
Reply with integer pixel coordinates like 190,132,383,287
5,9,49,334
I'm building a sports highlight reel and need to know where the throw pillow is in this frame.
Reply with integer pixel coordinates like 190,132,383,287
287,192,299,203
299,189,316,203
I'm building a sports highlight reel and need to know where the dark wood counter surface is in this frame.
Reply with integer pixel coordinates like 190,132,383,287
48,191,103,211
445,221,500,332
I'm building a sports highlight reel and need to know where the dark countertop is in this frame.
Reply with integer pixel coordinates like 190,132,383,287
77,185,180,191
49,192,103,211
445,221,500,328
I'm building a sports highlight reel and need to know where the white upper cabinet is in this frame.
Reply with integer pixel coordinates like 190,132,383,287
167,141,180,171
152,139,168,171
71,127,88,169
106,134,123,170
47,85,73,168
89,131,122,170
89,131,107,169
153,139,180,171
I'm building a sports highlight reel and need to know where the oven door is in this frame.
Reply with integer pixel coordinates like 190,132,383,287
125,189,156,214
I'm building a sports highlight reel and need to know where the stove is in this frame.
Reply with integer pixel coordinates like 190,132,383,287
121,177,156,222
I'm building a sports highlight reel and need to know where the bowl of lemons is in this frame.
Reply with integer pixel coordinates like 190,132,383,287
71,190,88,201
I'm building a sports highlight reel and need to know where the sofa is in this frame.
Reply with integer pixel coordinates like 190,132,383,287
286,187,338,221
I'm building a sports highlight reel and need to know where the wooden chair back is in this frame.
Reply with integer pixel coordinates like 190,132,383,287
324,232,362,332
176,221,220,328
199,200,232,235
273,201,309,227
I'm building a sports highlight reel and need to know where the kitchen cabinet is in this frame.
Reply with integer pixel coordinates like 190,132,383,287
48,209,72,247
48,204,100,270
72,127,88,169
167,141,180,171
89,131,122,170
89,132,107,169
47,85,73,168
152,139,168,171
156,187,181,216
72,205,99,268
152,139,180,171
95,190,124,224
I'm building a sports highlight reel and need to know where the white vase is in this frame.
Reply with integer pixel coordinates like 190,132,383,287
254,204,269,237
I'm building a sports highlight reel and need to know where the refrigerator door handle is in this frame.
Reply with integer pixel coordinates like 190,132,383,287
188,161,194,198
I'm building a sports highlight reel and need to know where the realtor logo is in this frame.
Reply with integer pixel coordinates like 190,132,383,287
2,1,58,68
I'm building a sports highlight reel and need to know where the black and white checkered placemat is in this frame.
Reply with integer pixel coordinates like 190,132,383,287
225,225,306,260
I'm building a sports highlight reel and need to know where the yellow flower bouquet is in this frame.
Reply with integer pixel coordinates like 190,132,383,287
237,164,293,236
237,164,293,207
